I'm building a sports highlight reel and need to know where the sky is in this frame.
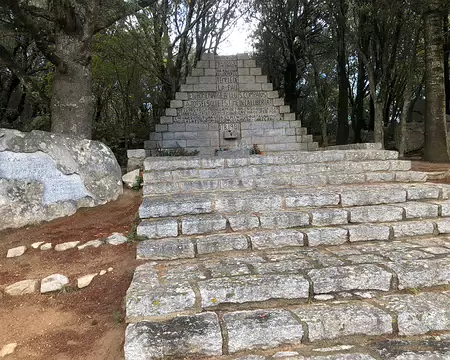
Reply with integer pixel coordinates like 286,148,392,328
217,18,255,55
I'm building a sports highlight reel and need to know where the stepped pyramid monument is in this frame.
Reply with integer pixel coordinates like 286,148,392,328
126,54,450,359
146,53,318,155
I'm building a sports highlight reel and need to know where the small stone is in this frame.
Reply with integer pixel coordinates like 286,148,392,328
314,294,334,301
31,241,44,249
122,169,141,189
6,246,26,258
313,345,355,352
355,291,377,299
0,343,17,357
5,279,39,296
55,241,80,251
273,351,300,358
99,270,107,276
77,274,97,289
108,267,113,272
40,274,69,293
105,233,128,246
78,240,104,250
40,243,52,251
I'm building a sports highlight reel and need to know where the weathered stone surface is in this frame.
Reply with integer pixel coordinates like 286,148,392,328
182,215,227,235
31,241,44,249
0,129,122,231
6,246,26,258
0,343,17,358
105,233,128,245
340,187,406,207
139,196,212,218
137,219,179,239
122,169,141,189
196,234,248,254
227,213,260,231
5,279,39,296
124,313,222,359
223,309,303,353
392,221,435,238
346,224,391,242
293,302,392,341
215,193,284,212
40,274,69,293
249,230,304,250
199,274,310,307
311,209,348,226
350,205,404,223
285,192,340,208
40,243,52,251
259,212,309,229
78,240,104,250
77,273,97,289
308,264,392,294
397,202,439,219
407,186,441,200
137,238,195,260
126,264,197,320
55,241,80,251
385,258,450,289
435,218,450,234
380,292,450,335
303,228,348,247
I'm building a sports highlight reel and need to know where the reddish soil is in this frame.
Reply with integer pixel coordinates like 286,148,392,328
0,189,142,360
411,160,450,173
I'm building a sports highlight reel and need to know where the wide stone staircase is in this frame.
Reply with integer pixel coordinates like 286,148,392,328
125,145,450,360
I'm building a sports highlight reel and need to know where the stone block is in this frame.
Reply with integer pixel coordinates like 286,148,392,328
170,100,183,108
303,227,348,247
259,212,310,229
267,91,279,99
199,76,217,84
238,68,250,75
243,59,257,68
162,140,187,148
182,215,227,235
437,219,450,234
398,202,439,219
155,124,168,132
392,221,435,238
328,174,366,185
215,193,283,212
127,149,146,159
311,209,348,226
262,83,274,91
137,219,179,239
227,213,260,231
366,172,395,183
202,53,215,60
250,68,262,76
167,123,187,132
350,205,404,223
180,84,193,92
124,313,222,358
255,75,268,83
308,264,392,294
196,234,249,254
395,171,428,182
194,84,217,92
293,302,392,341
239,75,256,83
279,105,290,114
175,92,189,100
249,229,304,250
285,192,340,208
198,274,309,308
239,83,262,91
407,186,441,200
341,187,407,206
380,292,450,336
346,224,391,242
205,68,216,76
5,279,39,296
237,53,250,60
186,76,199,84
209,60,216,68
224,309,303,353
179,180,220,192
390,160,411,171
137,238,195,260
197,60,210,68
191,68,204,76
160,116,173,124
284,113,296,121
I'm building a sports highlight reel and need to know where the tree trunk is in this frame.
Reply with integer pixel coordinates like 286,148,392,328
374,100,384,145
51,35,94,139
353,57,366,143
444,7,450,114
424,0,450,162
336,0,349,145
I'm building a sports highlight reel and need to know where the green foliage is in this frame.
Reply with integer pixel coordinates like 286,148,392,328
112,310,125,323
153,147,200,157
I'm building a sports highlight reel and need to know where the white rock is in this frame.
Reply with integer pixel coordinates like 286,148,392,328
31,241,44,249
77,240,104,250
105,233,128,246
40,274,69,293
40,243,52,251
313,345,354,352
122,169,141,189
77,274,97,289
108,267,113,272
6,246,26,258
55,241,80,251
273,352,300,358
5,280,39,296
314,294,334,301
0,343,17,357
99,270,107,276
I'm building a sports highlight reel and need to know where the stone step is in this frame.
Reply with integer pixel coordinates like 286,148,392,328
139,183,450,220
143,170,427,196
136,214,450,256
143,149,400,172
125,236,450,358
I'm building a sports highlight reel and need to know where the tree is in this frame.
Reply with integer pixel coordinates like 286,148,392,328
0,0,158,139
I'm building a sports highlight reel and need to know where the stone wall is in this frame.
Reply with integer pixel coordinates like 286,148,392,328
0,129,123,231
145,54,318,155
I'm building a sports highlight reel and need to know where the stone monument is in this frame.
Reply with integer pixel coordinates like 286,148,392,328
145,54,318,155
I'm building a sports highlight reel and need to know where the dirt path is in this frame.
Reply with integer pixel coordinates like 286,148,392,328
0,189,142,360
